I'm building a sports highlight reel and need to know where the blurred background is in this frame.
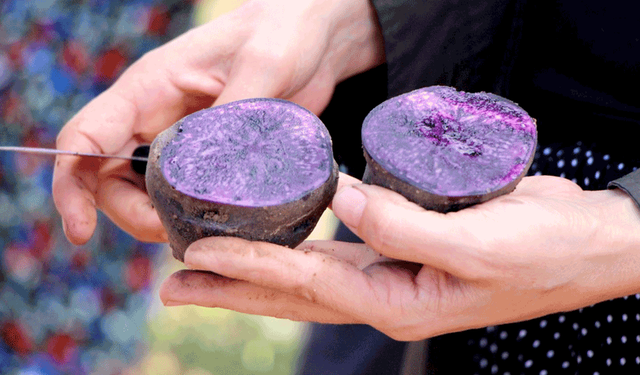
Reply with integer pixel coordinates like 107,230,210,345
0,1,340,374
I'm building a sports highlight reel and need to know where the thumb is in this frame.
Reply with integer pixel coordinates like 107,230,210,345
331,183,425,234
210,47,335,114
331,183,481,277
212,52,284,107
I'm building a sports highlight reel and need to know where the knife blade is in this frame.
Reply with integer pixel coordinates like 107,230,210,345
0,145,150,174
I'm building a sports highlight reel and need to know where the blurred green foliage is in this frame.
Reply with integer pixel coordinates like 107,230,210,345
136,254,309,375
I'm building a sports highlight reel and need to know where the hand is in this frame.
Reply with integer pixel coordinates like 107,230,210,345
159,175,640,341
52,0,385,245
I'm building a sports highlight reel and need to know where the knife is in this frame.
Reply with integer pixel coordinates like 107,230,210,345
0,145,150,174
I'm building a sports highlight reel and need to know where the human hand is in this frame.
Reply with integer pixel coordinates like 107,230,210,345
52,0,385,245
159,175,640,341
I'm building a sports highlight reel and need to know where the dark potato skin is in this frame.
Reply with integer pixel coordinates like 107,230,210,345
362,146,534,213
146,119,339,262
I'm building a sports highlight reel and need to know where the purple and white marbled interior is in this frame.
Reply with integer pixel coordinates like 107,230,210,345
161,99,333,206
362,86,537,196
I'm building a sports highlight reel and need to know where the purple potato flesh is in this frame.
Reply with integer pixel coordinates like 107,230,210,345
362,86,537,212
146,98,338,261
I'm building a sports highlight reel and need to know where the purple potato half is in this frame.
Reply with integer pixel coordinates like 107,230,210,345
146,98,339,262
361,86,537,212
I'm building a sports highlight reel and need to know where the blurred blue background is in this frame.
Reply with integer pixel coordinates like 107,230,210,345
0,1,318,374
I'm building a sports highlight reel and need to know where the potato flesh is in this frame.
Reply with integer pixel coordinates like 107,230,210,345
161,99,334,207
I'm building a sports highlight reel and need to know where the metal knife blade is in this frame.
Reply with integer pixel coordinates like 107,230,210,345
0,145,150,175
0,146,148,162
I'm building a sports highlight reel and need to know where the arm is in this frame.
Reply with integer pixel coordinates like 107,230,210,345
52,0,385,245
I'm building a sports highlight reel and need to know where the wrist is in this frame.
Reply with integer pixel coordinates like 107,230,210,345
581,188,640,301
237,0,385,84
320,0,386,82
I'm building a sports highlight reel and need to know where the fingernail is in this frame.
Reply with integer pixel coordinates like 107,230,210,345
332,186,367,228
183,246,204,270
163,300,186,307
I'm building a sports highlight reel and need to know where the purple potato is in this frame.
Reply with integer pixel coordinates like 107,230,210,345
361,86,537,212
146,98,338,262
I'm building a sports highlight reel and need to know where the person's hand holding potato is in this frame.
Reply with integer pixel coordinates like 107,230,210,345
159,174,640,340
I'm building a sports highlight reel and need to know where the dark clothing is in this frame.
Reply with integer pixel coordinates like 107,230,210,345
374,0,640,162
302,1,640,374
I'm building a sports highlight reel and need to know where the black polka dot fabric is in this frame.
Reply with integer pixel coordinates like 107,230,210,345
529,142,637,192
427,141,640,375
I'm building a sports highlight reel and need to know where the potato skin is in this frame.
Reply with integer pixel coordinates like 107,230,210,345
362,146,533,213
146,118,339,262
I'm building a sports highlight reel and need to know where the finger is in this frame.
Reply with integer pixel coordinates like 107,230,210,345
53,90,143,243
96,176,168,243
91,147,168,243
213,60,334,115
54,114,145,244
331,183,486,278
52,137,102,244
210,40,334,114
52,42,216,243
296,240,390,268
283,63,335,114
212,50,285,107
182,237,380,320
52,156,99,245
336,172,361,190
327,172,361,211
159,270,358,324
